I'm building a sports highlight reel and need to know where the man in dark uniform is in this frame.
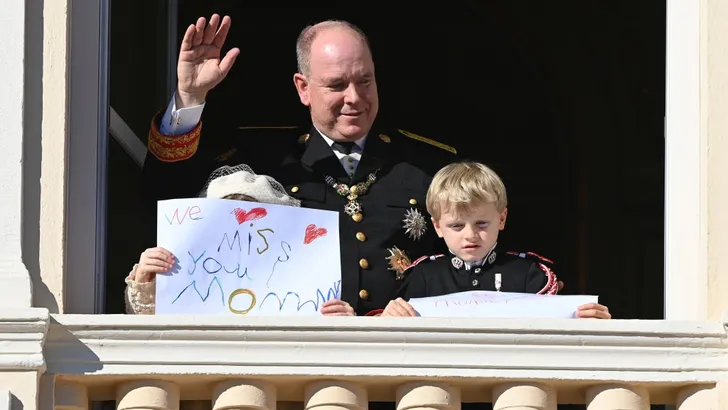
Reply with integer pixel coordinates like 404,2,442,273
141,14,457,315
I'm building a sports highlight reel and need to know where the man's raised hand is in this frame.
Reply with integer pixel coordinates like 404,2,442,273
177,14,240,108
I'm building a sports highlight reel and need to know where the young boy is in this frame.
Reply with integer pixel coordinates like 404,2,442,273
375,161,611,319
124,164,354,316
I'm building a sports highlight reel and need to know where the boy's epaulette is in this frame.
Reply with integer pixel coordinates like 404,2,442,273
397,129,457,155
404,254,445,272
506,251,555,266
537,263,559,295
506,251,559,295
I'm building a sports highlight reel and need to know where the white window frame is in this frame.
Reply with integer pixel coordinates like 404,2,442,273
664,0,707,321
65,0,109,313
65,2,706,317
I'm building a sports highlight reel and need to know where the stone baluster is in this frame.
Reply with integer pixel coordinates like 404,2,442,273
212,380,276,410
676,384,717,409
305,381,367,410
396,382,460,410
117,380,180,410
492,383,556,410
586,385,649,410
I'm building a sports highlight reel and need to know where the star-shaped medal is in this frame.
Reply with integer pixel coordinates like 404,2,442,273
402,208,427,241
386,246,412,280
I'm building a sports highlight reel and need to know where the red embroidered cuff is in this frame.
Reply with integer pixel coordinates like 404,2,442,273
147,112,202,162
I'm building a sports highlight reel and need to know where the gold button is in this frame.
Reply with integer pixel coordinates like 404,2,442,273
359,289,369,300
291,186,299,193
356,232,366,242
359,258,369,269
348,157,354,162
409,198,417,205
352,213,363,222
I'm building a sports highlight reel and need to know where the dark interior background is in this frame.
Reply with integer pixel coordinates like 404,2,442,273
107,2,666,324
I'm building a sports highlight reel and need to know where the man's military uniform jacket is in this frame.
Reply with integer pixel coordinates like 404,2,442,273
143,113,458,315
395,245,560,301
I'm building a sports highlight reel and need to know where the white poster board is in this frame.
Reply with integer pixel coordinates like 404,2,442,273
408,290,598,318
155,198,341,316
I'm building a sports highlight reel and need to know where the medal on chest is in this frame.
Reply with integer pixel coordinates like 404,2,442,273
386,246,412,280
402,208,427,241
324,170,379,222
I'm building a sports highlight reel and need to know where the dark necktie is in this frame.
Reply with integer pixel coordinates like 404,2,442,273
332,141,356,155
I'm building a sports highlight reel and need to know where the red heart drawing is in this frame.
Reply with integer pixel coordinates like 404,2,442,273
304,224,328,244
232,207,267,224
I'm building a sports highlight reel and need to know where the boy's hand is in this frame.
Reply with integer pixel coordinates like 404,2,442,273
381,298,419,317
134,247,175,283
320,299,355,316
576,303,611,319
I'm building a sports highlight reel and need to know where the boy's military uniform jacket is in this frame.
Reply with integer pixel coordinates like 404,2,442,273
142,113,458,315
396,245,560,301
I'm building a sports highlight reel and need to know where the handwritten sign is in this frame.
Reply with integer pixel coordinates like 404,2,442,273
155,198,341,316
408,291,598,318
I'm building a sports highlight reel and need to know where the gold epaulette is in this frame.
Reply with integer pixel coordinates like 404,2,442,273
397,129,457,154
148,114,201,162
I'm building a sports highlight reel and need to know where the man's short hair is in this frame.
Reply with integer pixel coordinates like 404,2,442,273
295,20,370,76
426,161,508,220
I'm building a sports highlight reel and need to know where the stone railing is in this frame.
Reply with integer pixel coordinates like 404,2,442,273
1,309,728,409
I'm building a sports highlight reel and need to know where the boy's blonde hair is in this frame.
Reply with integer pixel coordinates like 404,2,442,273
426,161,508,220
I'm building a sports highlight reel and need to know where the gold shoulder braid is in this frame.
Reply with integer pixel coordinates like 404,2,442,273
397,129,457,154
324,170,379,222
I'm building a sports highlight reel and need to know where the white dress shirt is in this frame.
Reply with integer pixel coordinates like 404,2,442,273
315,128,366,177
